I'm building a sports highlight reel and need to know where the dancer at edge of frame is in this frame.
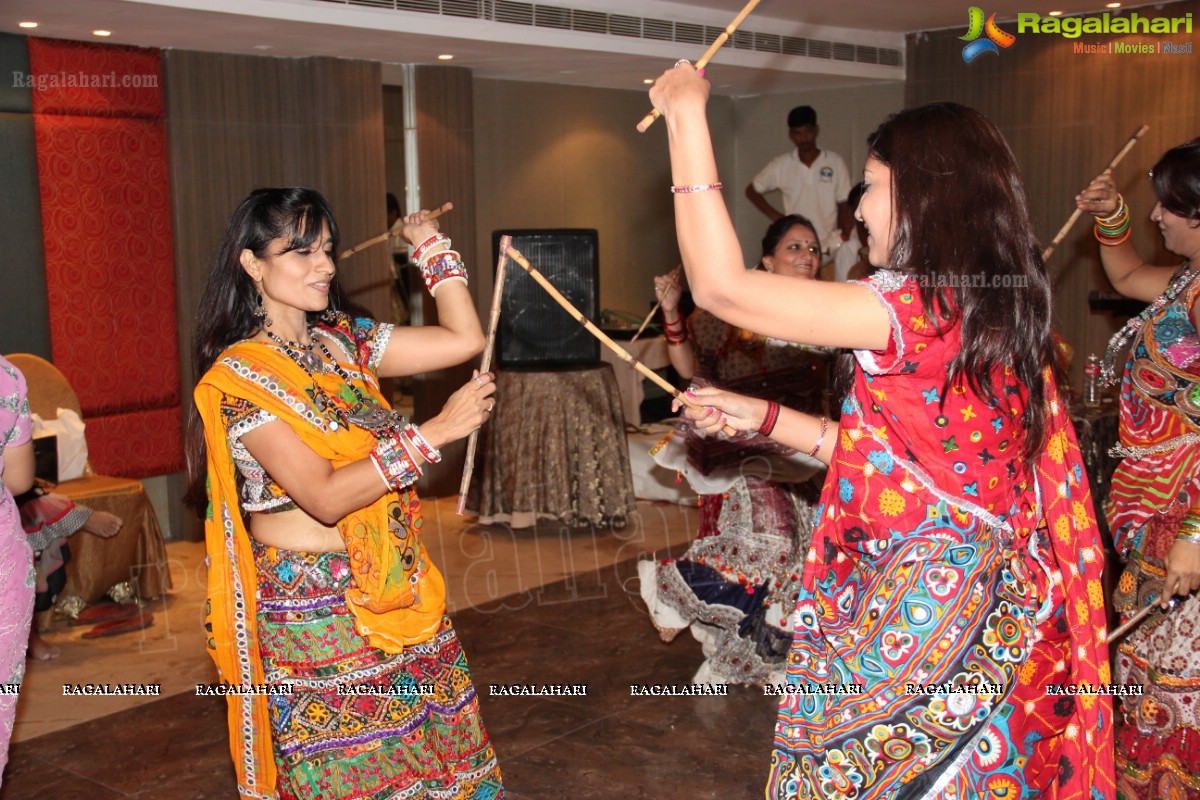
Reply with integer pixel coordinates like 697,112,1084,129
639,214,832,686
647,62,1115,800
1076,137,1200,800
187,187,503,800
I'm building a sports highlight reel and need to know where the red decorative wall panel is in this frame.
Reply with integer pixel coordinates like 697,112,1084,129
29,38,182,477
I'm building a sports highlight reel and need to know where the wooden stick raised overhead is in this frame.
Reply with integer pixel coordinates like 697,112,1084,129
630,266,680,343
456,235,511,516
506,246,735,435
636,0,762,133
1043,124,1149,263
338,201,454,262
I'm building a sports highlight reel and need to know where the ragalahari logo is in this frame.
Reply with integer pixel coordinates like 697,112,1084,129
960,7,1017,62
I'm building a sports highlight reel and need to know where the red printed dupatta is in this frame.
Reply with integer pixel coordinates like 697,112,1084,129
1024,386,1115,799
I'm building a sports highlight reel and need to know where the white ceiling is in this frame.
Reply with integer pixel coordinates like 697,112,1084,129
0,0,1163,95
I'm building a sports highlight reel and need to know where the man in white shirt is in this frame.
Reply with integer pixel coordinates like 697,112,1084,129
746,106,853,262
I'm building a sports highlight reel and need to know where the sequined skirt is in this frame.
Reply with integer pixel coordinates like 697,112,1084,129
253,541,503,800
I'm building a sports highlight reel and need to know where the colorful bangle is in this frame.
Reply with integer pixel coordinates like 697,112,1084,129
1177,514,1200,545
412,233,449,262
368,453,392,492
419,250,468,296
1095,216,1129,234
1094,195,1127,226
402,424,442,464
671,183,723,194
1095,227,1132,247
418,245,458,267
371,436,422,491
808,416,828,458
1094,196,1132,247
758,401,780,436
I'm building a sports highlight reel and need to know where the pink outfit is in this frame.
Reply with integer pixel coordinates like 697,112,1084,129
0,356,35,782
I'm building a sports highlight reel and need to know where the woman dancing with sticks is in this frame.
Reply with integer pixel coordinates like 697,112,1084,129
1076,138,1200,800
186,188,502,800
649,65,1113,798
640,214,831,686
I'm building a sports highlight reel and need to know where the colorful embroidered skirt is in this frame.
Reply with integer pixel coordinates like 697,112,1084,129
766,524,1080,799
640,476,817,685
18,489,88,609
253,542,503,800
1112,544,1200,800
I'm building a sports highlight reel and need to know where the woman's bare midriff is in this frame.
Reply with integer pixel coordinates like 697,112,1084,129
249,506,347,552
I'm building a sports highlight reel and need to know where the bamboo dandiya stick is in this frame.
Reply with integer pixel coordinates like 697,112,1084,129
1109,595,1178,641
1042,124,1149,262
456,235,512,516
630,267,681,343
506,246,736,435
636,0,762,133
338,201,454,261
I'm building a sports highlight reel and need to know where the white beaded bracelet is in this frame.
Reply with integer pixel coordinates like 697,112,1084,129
671,182,723,194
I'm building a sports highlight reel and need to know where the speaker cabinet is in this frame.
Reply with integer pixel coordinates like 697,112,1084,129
495,229,600,369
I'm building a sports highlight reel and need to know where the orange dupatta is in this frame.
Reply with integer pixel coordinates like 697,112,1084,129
195,339,446,799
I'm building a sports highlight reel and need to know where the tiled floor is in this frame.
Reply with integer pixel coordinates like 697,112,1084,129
2,497,781,799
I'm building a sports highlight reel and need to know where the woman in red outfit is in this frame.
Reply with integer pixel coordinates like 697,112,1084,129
648,66,1114,799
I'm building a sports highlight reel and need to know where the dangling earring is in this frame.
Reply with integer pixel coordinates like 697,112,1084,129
254,293,272,328
321,308,337,324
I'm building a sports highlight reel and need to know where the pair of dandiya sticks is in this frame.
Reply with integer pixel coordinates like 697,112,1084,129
332,0,1170,639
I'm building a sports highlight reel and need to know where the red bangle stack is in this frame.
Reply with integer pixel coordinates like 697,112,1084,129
663,316,687,345
402,424,442,464
758,401,780,436
412,233,448,262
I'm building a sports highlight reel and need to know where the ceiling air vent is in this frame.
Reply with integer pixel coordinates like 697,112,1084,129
534,5,571,29
807,39,832,59
754,32,782,53
643,18,673,41
572,9,607,34
608,14,640,38
310,0,903,70
443,0,483,18
494,0,533,25
392,0,439,12
674,22,705,46
730,30,754,51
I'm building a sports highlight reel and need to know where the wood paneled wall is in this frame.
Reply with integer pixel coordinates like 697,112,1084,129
906,0,1200,388
0,33,50,359
410,65,478,495
164,51,390,393
164,51,389,534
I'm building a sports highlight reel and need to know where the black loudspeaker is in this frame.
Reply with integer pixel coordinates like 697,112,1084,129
495,229,600,368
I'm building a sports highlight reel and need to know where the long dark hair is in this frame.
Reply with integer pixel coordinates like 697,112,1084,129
760,213,821,264
1150,137,1200,222
866,102,1057,462
183,188,346,513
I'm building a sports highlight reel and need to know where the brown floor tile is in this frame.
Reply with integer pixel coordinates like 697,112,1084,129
1,554,780,799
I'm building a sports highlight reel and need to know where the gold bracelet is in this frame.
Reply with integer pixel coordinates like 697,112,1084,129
1177,528,1200,545
1094,194,1127,226
1176,514,1200,544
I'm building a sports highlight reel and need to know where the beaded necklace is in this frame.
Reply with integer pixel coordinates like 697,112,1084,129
264,323,406,437
263,328,324,373
1101,260,1198,386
